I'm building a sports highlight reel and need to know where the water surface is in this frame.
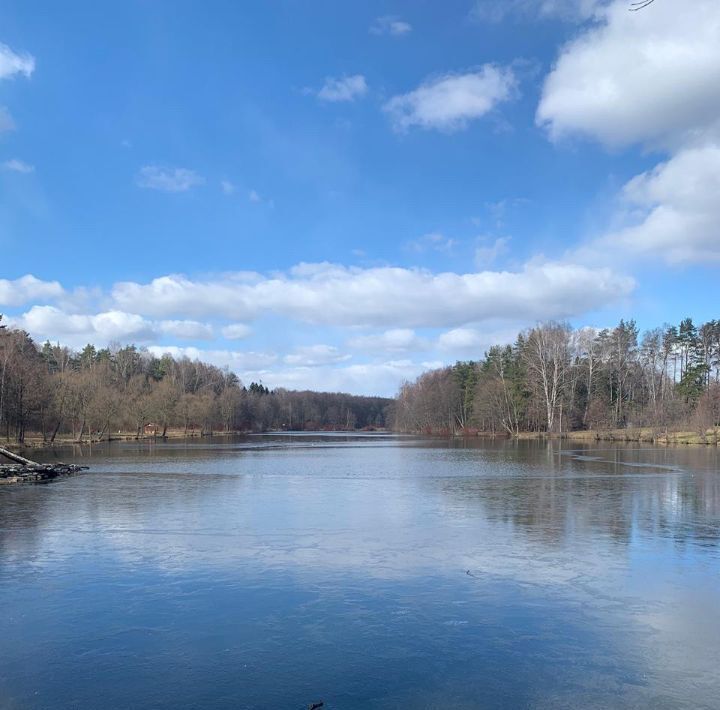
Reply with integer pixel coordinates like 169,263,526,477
1,434,718,709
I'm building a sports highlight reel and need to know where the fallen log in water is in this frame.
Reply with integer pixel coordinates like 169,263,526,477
0,445,38,466
0,447,88,484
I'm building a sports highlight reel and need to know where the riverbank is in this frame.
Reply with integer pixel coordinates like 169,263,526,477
513,427,720,446
563,427,720,446
0,428,236,452
461,427,720,446
1,427,390,454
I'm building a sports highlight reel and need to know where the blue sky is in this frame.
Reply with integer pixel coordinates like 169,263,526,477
1,0,719,395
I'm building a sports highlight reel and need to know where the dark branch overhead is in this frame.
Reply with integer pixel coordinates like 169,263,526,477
629,0,656,10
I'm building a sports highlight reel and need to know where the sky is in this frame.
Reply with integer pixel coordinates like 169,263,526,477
1,0,719,396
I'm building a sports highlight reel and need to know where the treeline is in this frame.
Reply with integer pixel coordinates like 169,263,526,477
0,317,390,443
393,318,720,436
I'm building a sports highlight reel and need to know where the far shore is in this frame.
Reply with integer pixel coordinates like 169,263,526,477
3,426,719,455
1,427,390,453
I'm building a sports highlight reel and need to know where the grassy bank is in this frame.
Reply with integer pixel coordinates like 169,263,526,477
1,429,242,452
511,428,719,446
564,427,720,446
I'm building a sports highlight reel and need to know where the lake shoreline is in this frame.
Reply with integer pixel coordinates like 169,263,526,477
3,425,719,460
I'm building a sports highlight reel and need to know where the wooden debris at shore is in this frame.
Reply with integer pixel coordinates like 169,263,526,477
0,446,88,484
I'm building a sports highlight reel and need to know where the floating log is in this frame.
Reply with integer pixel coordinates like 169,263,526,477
0,446,39,466
0,447,88,484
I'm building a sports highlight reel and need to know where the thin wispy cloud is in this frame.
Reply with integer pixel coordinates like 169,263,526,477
384,66,517,132
284,344,351,367
348,329,427,354
475,236,510,267
0,42,35,80
2,158,34,173
136,166,205,192
314,74,368,102
370,15,412,36
405,233,458,253
471,0,605,23
221,323,252,340
0,106,15,132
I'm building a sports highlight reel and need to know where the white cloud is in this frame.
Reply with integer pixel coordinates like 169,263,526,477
586,145,720,264
283,344,351,367
437,327,515,353
475,236,510,266
370,15,412,36
315,74,368,102
250,359,439,397
248,189,261,203
17,306,156,344
537,0,720,148
13,303,216,346
348,329,427,354
406,232,458,253
471,0,604,23
2,159,34,173
0,43,35,80
147,346,278,371
0,275,64,307
221,323,252,340
158,320,214,340
384,66,517,132
136,166,205,192
536,0,720,266
111,260,633,328
0,106,15,132
220,180,235,195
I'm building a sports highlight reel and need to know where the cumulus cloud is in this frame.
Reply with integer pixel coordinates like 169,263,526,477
13,303,216,346
384,66,517,132
283,344,351,367
437,327,516,353
111,261,633,328
250,359,442,397
0,275,64,307
136,166,205,192
17,306,156,343
315,75,368,102
146,346,278,371
537,0,720,266
586,145,720,264
2,159,34,173
537,0,720,148
158,320,214,340
348,329,427,354
0,43,35,80
370,15,412,36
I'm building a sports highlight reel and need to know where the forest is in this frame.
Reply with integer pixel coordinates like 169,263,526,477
4,314,720,445
392,318,720,437
0,316,390,443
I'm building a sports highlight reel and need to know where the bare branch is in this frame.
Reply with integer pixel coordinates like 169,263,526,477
629,0,656,11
